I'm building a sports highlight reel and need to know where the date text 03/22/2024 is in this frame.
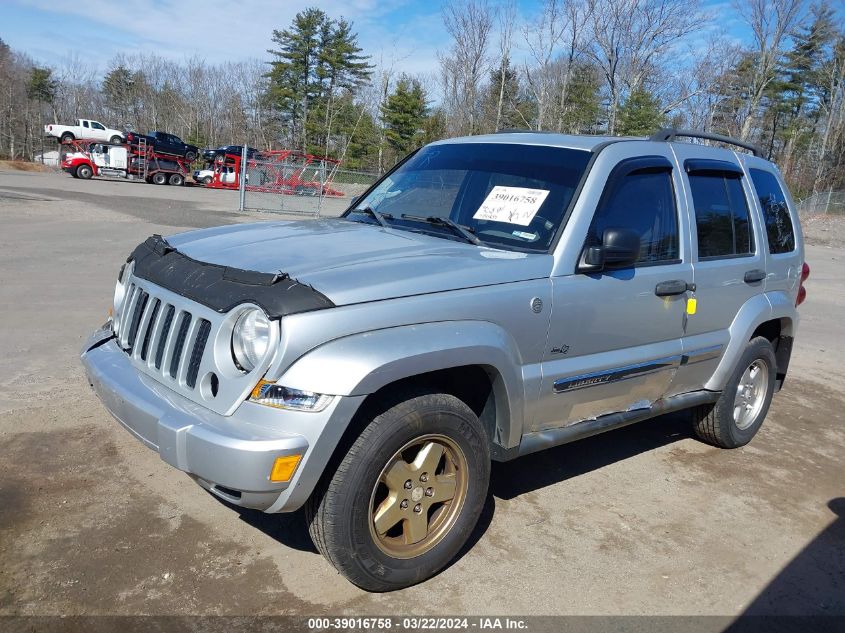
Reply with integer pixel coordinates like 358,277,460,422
307,617,528,630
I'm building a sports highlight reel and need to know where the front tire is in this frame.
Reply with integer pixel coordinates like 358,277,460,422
306,391,490,592
110,135,123,144
692,336,777,448
75,164,93,179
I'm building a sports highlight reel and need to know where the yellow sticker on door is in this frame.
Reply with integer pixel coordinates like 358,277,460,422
686,298,698,315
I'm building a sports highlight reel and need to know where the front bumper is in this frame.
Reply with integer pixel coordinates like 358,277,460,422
80,328,365,512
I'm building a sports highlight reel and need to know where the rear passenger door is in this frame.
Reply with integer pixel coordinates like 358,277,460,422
670,146,765,394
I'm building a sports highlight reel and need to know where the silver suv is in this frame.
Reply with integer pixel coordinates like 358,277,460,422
81,129,809,591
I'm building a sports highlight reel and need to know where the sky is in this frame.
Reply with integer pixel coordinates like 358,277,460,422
1,0,759,79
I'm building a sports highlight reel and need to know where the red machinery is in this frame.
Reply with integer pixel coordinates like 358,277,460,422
200,150,344,196
59,137,192,185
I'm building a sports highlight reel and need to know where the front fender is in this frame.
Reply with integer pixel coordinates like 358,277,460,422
278,321,526,449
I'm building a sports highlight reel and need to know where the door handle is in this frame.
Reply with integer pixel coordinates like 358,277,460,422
655,279,690,296
744,269,766,284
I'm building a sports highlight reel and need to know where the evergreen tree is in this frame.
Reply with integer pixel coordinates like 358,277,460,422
558,62,602,134
102,65,148,127
616,88,664,136
27,66,56,122
268,8,371,153
381,75,428,160
482,59,530,131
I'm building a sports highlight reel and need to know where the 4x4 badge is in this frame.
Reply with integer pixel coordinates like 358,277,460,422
551,344,570,355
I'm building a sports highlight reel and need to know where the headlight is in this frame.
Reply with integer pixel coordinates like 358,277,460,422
250,380,333,412
112,260,134,334
231,308,271,371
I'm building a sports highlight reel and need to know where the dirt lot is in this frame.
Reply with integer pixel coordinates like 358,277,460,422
0,170,843,621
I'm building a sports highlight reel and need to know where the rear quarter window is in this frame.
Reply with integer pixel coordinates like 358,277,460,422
749,169,796,254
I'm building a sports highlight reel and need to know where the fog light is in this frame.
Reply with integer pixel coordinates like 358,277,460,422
270,454,302,483
250,380,333,411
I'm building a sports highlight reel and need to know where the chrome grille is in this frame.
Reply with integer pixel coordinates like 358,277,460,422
116,281,211,392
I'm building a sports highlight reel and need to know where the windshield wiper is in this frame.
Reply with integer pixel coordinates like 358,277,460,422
352,205,391,228
400,214,482,246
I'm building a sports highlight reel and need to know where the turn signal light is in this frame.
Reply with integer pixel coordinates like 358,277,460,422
796,262,810,306
269,454,302,483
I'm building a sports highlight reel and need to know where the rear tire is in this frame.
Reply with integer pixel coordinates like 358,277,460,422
75,164,93,180
151,172,167,185
168,173,184,186
306,391,490,592
202,176,213,185
60,132,74,144
692,336,777,448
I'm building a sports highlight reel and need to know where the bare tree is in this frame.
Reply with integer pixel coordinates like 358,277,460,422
494,0,518,131
734,0,806,140
440,0,495,135
555,0,592,132
587,0,704,134
523,0,569,130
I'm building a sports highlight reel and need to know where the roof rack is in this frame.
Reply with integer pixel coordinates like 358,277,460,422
494,128,563,135
650,128,762,158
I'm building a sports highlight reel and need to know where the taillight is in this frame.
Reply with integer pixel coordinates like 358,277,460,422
796,262,810,306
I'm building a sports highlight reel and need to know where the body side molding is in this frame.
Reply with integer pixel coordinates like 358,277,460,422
518,389,720,458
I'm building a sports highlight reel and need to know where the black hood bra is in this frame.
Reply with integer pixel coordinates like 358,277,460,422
128,235,335,319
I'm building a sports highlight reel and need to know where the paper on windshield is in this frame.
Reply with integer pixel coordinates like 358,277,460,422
472,186,550,226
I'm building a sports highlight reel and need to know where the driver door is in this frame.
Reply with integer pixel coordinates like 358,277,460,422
90,121,107,141
533,153,692,431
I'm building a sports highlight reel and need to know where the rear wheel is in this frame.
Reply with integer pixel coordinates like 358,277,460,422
306,391,490,592
60,132,74,143
168,173,184,186
151,172,168,185
75,164,93,179
202,176,213,185
692,336,777,448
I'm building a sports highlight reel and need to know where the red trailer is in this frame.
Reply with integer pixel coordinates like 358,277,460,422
60,137,192,185
196,149,344,196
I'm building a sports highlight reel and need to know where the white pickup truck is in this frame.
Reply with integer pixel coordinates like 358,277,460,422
45,119,125,144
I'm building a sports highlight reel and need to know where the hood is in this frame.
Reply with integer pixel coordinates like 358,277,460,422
166,219,552,305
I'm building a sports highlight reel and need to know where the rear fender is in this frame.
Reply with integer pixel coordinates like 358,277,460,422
705,293,797,390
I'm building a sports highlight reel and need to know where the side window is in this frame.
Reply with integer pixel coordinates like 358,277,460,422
586,167,680,264
82,120,89,128
749,169,796,254
91,121,105,130
689,174,754,259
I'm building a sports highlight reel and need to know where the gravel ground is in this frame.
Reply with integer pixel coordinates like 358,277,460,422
0,170,842,623
801,213,845,248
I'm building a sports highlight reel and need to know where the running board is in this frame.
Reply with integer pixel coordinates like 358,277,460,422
518,390,720,457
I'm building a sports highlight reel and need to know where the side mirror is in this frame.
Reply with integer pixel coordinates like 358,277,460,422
580,228,641,272
350,195,360,206
602,228,641,268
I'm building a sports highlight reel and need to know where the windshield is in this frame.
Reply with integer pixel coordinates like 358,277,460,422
345,142,591,252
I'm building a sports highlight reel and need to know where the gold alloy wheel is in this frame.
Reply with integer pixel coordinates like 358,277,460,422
368,434,469,559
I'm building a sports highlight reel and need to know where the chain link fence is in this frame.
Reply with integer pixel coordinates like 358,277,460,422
796,191,845,217
239,151,379,217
